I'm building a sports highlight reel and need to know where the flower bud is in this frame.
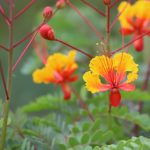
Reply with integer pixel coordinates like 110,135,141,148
133,38,144,52
39,24,55,40
103,0,111,5
43,6,53,20
56,0,65,9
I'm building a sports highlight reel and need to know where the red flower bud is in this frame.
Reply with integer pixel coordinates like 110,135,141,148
39,24,55,40
103,0,111,5
110,88,121,107
56,0,66,9
133,37,144,52
43,6,53,20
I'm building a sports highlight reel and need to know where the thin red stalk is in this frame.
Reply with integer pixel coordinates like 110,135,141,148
110,0,120,8
110,1,129,31
69,85,95,121
54,38,93,58
0,45,8,51
0,6,11,25
0,62,9,100
13,0,36,20
106,4,111,53
66,0,104,41
12,21,45,49
12,32,38,71
80,0,106,17
111,30,150,54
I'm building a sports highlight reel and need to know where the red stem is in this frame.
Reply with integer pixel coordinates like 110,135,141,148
12,21,45,49
0,61,9,100
66,0,104,41
0,45,8,51
111,30,150,54
80,0,106,17
54,38,93,58
13,0,36,20
0,6,11,25
12,32,38,71
110,1,129,31
69,85,95,121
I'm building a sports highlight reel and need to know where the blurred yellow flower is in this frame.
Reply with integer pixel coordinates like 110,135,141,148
118,0,150,51
33,50,78,100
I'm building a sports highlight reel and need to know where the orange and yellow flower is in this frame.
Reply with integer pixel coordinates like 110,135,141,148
32,50,78,100
118,0,150,51
83,52,138,107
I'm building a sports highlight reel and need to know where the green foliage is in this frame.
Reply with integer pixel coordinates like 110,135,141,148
94,136,150,150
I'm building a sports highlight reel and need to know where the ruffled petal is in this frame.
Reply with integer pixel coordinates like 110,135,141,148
89,55,114,83
32,68,54,84
118,1,133,29
113,52,138,83
83,71,111,93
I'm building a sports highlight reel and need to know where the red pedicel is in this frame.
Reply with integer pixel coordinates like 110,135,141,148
110,88,121,107
39,24,55,40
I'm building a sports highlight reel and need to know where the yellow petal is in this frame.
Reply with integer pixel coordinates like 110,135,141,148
89,55,113,77
32,67,54,84
113,52,138,83
83,71,101,93
133,0,150,19
118,1,133,28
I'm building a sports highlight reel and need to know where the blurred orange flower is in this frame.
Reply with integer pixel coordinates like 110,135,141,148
83,53,138,107
118,0,150,51
32,50,78,100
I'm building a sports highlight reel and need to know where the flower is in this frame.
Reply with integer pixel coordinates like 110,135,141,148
32,50,78,100
83,52,138,107
118,0,150,51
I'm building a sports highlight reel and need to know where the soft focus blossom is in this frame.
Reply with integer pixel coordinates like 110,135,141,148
118,0,150,51
33,50,78,100
83,53,138,107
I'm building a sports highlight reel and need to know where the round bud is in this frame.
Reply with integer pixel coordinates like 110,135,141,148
103,0,111,5
43,6,53,20
39,24,55,40
133,38,144,52
56,0,65,9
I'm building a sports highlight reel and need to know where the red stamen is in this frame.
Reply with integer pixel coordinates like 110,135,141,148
110,88,121,107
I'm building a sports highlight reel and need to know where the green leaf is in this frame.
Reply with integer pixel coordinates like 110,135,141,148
91,129,103,143
68,137,79,147
95,136,150,150
81,132,90,144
